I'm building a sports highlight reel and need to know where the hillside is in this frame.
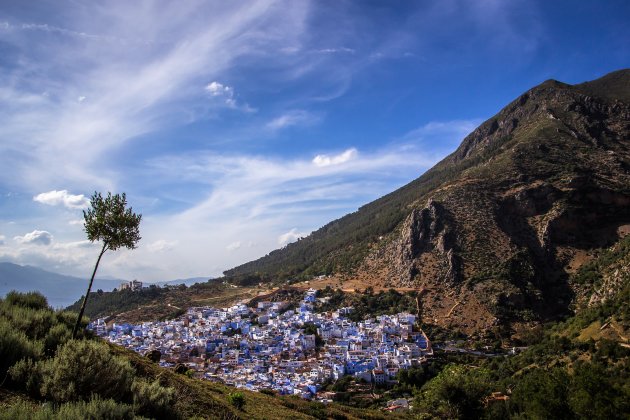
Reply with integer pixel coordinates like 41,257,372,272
226,69,630,336
0,291,398,420
66,281,265,325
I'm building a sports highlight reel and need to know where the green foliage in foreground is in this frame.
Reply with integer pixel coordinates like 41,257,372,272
0,291,176,419
0,398,135,420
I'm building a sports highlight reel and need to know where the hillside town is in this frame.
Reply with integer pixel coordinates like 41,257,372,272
98,289,432,401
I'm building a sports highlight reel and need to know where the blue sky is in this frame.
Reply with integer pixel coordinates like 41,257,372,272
0,0,628,281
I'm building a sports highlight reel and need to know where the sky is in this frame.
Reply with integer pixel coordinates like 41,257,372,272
0,0,628,282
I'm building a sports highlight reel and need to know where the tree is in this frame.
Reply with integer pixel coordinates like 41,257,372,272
72,192,141,338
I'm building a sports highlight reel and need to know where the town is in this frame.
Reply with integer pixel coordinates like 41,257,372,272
97,288,432,402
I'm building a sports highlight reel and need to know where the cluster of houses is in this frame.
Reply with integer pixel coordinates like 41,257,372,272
119,279,143,291
98,288,432,402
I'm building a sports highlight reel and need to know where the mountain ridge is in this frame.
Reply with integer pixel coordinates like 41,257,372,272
0,262,210,308
225,69,630,336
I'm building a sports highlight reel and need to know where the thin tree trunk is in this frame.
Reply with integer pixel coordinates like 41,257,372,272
72,242,108,338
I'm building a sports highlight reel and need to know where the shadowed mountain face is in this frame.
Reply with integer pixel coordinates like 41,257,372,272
225,69,630,335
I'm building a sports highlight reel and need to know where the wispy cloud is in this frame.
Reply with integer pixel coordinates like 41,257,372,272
3,118,473,279
0,2,309,192
146,239,178,253
226,241,241,251
266,110,320,131
127,137,452,278
316,47,355,54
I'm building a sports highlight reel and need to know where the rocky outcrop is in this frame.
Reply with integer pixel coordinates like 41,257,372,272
393,199,462,285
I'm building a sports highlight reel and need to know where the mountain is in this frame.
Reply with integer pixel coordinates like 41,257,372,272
0,262,211,308
225,69,630,337
0,263,122,308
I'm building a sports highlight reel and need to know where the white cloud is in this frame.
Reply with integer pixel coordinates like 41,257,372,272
147,239,178,252
312,148,358,167
33,190,89,210
278,228,308,246
14,230,53,246
267,110,319,131
68,219,84,226
0,235,5,246
205,81,234,97
226,241,241,251
205,81,256,112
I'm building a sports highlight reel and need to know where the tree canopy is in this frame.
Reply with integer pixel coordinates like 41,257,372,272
72,192,141,338
84,192,141,251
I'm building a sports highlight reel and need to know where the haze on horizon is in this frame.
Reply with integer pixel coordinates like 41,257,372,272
0,0,628,281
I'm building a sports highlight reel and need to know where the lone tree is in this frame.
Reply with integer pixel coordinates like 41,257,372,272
72,192,141,338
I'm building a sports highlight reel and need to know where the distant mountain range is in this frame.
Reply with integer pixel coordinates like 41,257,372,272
0,262,210,308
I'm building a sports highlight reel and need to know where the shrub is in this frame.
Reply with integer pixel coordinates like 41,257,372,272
0,398,134,420
0,303,57,340
0,319,43,376
4,291,49,310
43,323,72,356
227,392,245,410
8,358,41,396
56,397,134,419
132,379,176,418
39,339,134,402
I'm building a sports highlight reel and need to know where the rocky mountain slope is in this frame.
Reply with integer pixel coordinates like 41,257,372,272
226,69,630,336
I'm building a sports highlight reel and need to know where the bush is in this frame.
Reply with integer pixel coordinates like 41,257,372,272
0,318,43,376
4,291,49,310
132,379,176,418
0,398,134,420
39,339,134,402
43,323,72,356
227,392,245,410
8,358,41,396
0,303,57,341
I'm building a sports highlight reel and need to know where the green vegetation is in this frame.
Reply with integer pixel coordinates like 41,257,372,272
73,191,142,338
388,286,629,419
573,233,630,287
0,291,175,417
67,285,171,319
228,392,246,410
